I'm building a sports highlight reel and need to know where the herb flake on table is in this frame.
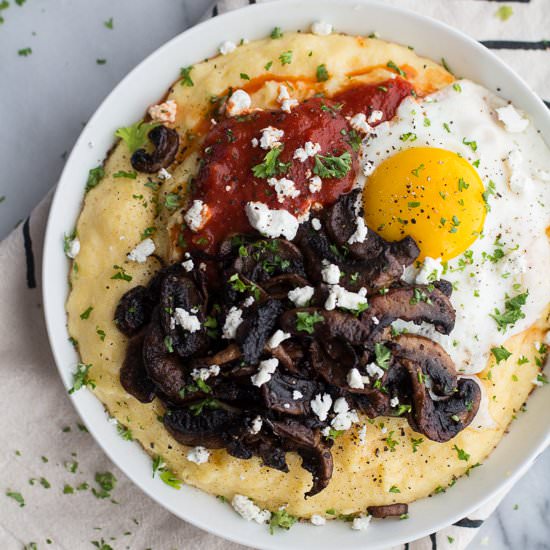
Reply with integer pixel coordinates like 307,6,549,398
92,471,117,499
18,47,32,56
495,5,513,21
104,17,113,29
6,490,25,507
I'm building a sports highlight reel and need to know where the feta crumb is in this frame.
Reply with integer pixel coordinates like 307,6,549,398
245,201,299,240
324,285,368,311
267,329,291,349
184,200,209,232
351,515,371,531
292,390,303,400
281,98,299,113
331,397,358,430
251,358,279,387
347,368,365,389
311,393,333,421
231,495,271,524
267,177,300,203
219,40,237,55
293,141,321,162
372,316,380,325
158,168,172,180
311,21,333,36
181,254,194,272
358,424,367,445
243,295,255,308
173,307,201,333
348,113,374,134
366,362,385,379
226,89,251,116
250,415,263,434
347,216,368,244
191,364,220,381
308,175,323,193
390,396,400,408
311,514,326,526
187,446,210,464
251,137,259,148
222,307,243,339
287,285,315,307
416,256,443,285
496,104,529,133
127,238,155,263
333,397,349,414
66,238,80,259
277,85,299,112
259,126,284,150
321,263,341,284
368,110,384,124
311,218,322,231
283,403,291,409
148,99,177,124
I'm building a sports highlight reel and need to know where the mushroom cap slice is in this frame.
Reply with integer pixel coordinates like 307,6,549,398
131,125,179,173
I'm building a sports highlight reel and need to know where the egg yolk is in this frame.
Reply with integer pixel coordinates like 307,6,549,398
363,147,486,261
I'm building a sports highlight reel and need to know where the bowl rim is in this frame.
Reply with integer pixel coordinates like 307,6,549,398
42,1,550,548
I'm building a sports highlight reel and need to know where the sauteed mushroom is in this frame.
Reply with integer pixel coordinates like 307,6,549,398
131,125,179,173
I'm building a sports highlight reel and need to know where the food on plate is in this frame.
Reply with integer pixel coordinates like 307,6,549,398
65,25,550,529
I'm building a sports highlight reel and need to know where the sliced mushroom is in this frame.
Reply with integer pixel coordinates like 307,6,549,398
261,273,310,299
120,331,156,403
114,285,154,336
367,503,408,518
131,125,179,173
261,371,319,415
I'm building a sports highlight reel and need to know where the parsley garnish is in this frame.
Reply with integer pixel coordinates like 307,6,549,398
453,83,462,92
482,180,496,211
115,121,158,153
189,398,222,416
491,345,512,363
92,472,117,499
374,342,391,369
346,129,362,151
180,66,194,86
18,47,32,56
495,5,513,21
68,363,95,394
452,445,470,461
113,170,137,179
6,490,25,507
116,422,134,441
104,17,114,29
111,264,132,282
80,306,93,320
240,72,250,80
270,26,283,39
269,508,297,534
85,166,104,193
389,485,401,493
490,291,528,332
385,431,398,452
462,137,478,152
264,60,273,71
313,151,352,179
252,145,290,178
279,50,293,65
411,437,424,453
316,63,329,82
458,177,469,191
295,311,324,334
411,163,425,177
96,58,106,65
400,132,417,142
386,60,406,77
164,192,180,210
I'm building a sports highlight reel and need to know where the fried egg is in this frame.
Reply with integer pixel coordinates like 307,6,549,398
357,80,550,375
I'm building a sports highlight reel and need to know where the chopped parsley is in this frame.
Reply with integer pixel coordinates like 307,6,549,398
411,437,424,453
111,264,132,282
164,335,174,353
411,163,425,177
458,177,469,191
270,26,283,39
386,60,406,77
388,485,401,493
92,471,117,499
104,17,114,29
96,59,107,65
313,151,352,179
462,137,478,152
346,129,362,152
453,83,462,93
316,63,329,82
295,311,324,334
80,306,93,320
164,192,180,210
6,490,25,507
115,121,158,153
495,5,513,21
385,431,398,452
452,444,470,461
264,60,273,71
491,345,512,363
269,508,297,534
240,72,250,80
18,47,32,56
252,145,290,178
482,180,496,211
490,291,528,332
400,132,417,142
374,342,391,369
68,363,95,394
85,165,105,193
180,66,194,86
113,170,137,179
116,422,134,441
279,50,293,65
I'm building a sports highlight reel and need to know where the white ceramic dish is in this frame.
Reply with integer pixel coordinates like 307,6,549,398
42,1,550,548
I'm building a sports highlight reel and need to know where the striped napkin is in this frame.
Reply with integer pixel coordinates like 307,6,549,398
1,1,548,549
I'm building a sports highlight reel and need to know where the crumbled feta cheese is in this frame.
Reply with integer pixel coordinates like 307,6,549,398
191,364,220,381
287,285,314,307
187,446,210,464
277,85,299,112
251,137,259,148
311,21,333,35
294,141,321,162
222,307,243,339
173,307,201,333
331,397,358,430
251,358,279,387
267,329,291,349
349,113,374,134
281,98,299,113
347,216,368,244
283,403,291,409
310,514,326,526
267,177,300,203
368,110,384,124
308,175,323,194
333,397,349,414
358,424,367,445
66,238,80,259
259,126,284,150
250,415,263,434
321,263,341,284
231,495,271,524
366,362,385,379
347,368,365,389
324,285,368,312
351,515,371,531
245,201,299,240
311,393,333,421
372,316,380,325
148,99,177,124
243,295,255,308
311,218,322,231
292,390,303,400
416,256,443,285
158,168,172,180
496,104,529,133
184,200,209,232
390,396,400,408
219,40,237,55
226,89,251,116
181,254,194,272
127,238,155,263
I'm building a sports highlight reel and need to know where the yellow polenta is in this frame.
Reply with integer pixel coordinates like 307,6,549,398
66,32,549,517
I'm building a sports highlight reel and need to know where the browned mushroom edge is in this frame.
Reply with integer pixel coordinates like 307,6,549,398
130,125,180,173
114,190,480,504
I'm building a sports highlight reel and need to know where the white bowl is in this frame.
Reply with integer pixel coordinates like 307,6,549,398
42,1,550,548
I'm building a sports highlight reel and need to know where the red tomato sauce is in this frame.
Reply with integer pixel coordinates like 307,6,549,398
177,77,413,255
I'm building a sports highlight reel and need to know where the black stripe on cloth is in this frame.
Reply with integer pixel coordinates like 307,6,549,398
212,4,218,17
429,533,437,549
22,217,36,289
481,40,549,50
453,517,484,528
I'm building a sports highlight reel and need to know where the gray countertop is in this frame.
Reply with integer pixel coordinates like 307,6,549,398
0,1,548,548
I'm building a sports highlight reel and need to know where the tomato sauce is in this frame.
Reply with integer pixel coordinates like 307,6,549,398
178,77,413,255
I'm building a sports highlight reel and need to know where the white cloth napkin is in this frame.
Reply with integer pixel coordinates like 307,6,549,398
1,1,549,549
